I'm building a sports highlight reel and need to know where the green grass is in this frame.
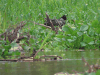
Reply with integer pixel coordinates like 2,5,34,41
0,0,100,59
0,0,99,29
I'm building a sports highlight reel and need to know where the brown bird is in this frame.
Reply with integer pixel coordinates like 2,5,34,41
44,15,67,27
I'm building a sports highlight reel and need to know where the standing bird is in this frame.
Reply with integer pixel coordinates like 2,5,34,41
44,15,67,28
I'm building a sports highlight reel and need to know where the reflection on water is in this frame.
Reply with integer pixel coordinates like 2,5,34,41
0,51,100,75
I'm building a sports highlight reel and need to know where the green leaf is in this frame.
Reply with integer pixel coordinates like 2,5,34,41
67,39,74,42
55,38,61,42
0,40,6,44
12,50,21,56
96,70,100,75
23,46,30,50
56,34,64,38
80,25,88,31
62,25,73,34
62,25,69,32
91,20,100,33
83,34,93,43
3,50,8,56
80,42,87,47
0,49,3,55
4,45,11,51
77,32,83,36
29,38,34,43
20,40,25,44
88,41,94,45
11,42,18,47
91,20,99,28
89,28,95,36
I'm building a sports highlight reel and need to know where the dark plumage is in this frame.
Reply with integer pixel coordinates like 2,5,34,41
60,15,67,20
44,15,67,27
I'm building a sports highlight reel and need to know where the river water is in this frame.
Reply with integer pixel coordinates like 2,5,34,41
0,51,100,75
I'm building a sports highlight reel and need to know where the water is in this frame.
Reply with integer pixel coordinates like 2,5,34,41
0,51,100,75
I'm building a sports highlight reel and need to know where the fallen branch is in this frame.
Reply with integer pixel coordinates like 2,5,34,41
32,42,50,61
0,59,18,62
34,22,51,29
45,13,55,31
0,21,26,43
8,21,26,43
40,55,62,59
33,47,44,61
82,57,96,73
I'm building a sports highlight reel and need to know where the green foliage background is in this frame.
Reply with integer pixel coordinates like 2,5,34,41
0,0,100,59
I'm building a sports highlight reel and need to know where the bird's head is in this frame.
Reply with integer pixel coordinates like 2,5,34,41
61,15,67,20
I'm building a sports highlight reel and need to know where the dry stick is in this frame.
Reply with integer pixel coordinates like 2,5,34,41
0,21,26,41
0,28,13,38
45,13,59,34
34,22,51,29
28,13,58,33
4,32,6,41
72,70,84,74
33,45,45,61
34,21,58,34
45,13,55,31
0,59,18,62
16,36,25,43
40,55,62,59
33,42,49,61
82,57,95,73
55,19,61,27
55,27,59,34
26,20,51,29
72,70,78,74
82,57,90,67
8,21,26,43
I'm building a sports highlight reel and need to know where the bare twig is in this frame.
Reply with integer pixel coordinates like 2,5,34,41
33,42,49,61
0,21,26,43
34,22,51,29
8,21,26,43
40,55,62,59
45,13,55,30
82,57,90,67
82,57,95,73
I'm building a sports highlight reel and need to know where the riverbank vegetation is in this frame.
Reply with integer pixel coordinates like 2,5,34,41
0,0,100,74
0,0,100,60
